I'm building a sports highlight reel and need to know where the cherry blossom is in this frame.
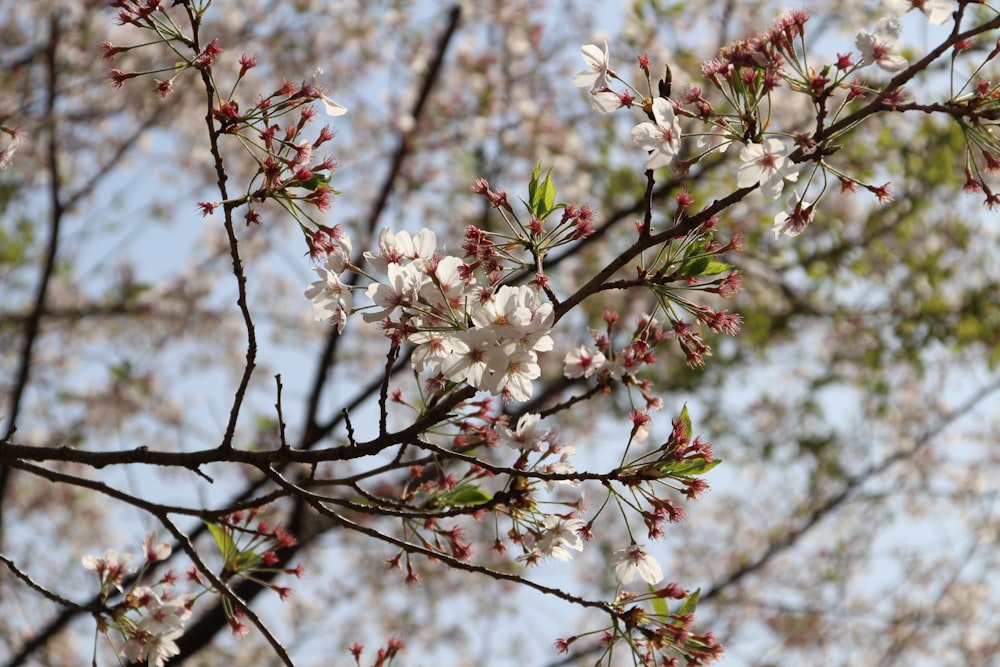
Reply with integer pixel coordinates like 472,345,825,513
563,344,607,379
121,628,183,667
773,196,815,239
362,262,424,322
141,531,171,562
364,227,437,274
82,549,135,593
534,515,585,561
409,329,458,374
439,328,496,386
881,0,956,25
484,345,542,402
572,42,612,91
856,18,908,73
737,138,799,199
630,98,682,170
304,260,352,331
497,412,553,451
131,587,192,636
539,449,579,492
611,544,664,585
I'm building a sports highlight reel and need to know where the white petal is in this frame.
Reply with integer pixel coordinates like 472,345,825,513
579,43,606,68
644,148,674,170
637,554,663,584
590,90,620,112
737,160,762,188
874,17,902,43
572,70,599,88
650,98,675,128
759,174,787,199
879,0,910,17
630,122,662,151
321,96,348,117
926,0,956,24
879,54,909,72
760,137,787,156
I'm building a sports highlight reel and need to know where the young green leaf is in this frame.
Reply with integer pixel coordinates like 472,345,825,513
661,457,722,477
676,587,701,618
678,403,692,438
527,162,557,219
648,584,670,617
439,483,493,507
206,522,238,562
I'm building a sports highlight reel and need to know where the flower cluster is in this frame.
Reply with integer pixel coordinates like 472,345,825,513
102,3,349,229
304,224,353,332
93,1,999,664
83,532,192,667
364,227,555,402
569,1,1000,239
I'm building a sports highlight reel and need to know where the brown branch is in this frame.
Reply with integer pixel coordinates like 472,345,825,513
0,553,96,614
553,184,755,322
0,13,64,552
796,13,1000,160
202,68,257,452
158,516,294,666
267,470,617,615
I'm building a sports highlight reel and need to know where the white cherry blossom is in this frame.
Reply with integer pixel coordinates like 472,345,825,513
497,412,552,451
122,628,183,667
364,228,437,274
305,261,352,330
856,18,908,73
630,98,682,170
141,531,171,562
611,544,664,585
773,195,814,239
409,329,458,374
363,261,423,322
534,515,585,561
737,138,799,199
572,42,611,90
439,328,495,386
484,345,541,402
563,345,606,378
540,449,579,491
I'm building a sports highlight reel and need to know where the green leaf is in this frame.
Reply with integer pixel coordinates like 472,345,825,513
206,522,238,562
299,172,330,191
661,457,722,477
648,584,670,617
539,170,556,217
234,549,261,571
676,258,732,279
676,587,701,618
438,483,493,507
699,260,733,276
528,162,541,208
674,257,709,279
678,404,692,439
527,162,557,219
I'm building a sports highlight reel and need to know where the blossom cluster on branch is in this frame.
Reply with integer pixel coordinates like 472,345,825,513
2,0,999,665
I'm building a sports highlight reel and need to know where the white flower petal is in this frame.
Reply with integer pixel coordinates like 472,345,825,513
321,96,348,117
